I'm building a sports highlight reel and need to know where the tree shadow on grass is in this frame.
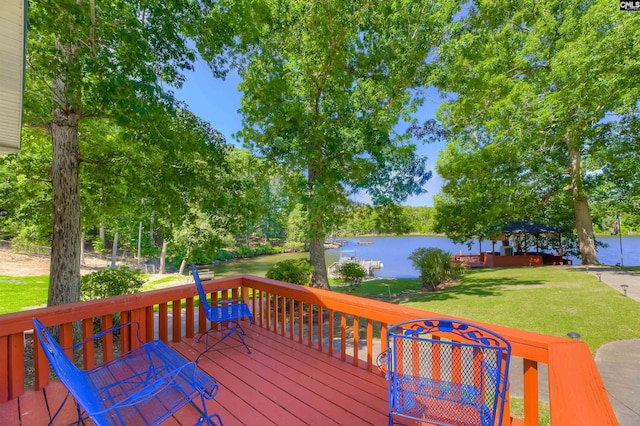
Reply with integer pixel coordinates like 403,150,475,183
391,273,546,304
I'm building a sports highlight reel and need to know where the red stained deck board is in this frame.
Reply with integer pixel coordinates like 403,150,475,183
0,398,19,426
199,342,346,425
249,324,388,395
17,389,49,426
219,329,388,424
173,342,275,426
253,326,386,391
43,382,84,425
174,342,285,425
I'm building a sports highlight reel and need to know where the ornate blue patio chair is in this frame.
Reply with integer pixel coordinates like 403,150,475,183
378,318,511,426
192,263,253,355
32,318,223,426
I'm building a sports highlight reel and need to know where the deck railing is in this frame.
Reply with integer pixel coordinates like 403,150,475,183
0,275,616,425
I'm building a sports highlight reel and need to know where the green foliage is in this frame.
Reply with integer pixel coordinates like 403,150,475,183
20,0,233,306
81,267,145,300
409,247,464,291
286,205,308,248
208,1,457,288
283,241,306,253
336,204,436,236
214,249,235,261
234,246,255,258
335,262,367,291
433,0,640,262
266,258,313,286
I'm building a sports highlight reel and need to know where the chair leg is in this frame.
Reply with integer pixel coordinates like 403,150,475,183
233,322,251,354
196,321,251,361
194,392,224,426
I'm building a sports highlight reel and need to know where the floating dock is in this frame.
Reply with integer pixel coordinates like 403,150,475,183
328,251,383,277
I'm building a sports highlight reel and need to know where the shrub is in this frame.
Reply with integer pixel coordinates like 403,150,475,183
81,266,145,300
234,245,255,258
409,247,464,291
336,262,367,291
214,249,234,261
266,258,313,286
283,241,305,253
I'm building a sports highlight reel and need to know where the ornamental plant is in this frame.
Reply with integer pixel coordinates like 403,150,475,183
409,248,464,291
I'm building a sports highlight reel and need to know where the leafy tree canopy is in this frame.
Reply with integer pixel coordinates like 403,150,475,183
197,0,458,288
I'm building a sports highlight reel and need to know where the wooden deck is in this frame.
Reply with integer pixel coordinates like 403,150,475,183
0,275,619,425
0,323,389,426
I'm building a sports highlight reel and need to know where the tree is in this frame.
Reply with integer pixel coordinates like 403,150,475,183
434,0,640,264
0,131,53,242
201,0,457,288
285,204,308,252
335,262,367,291
25,1,217,306
588,115,640,216
433,128,573,242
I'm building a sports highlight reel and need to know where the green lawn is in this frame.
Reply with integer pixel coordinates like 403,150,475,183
0,275,49,314
337,267,640,352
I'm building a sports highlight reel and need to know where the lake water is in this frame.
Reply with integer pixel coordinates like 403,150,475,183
326,235,640,278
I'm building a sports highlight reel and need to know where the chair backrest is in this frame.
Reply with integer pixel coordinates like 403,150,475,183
192,263,211,311
385,318,511,426
32,318,99,413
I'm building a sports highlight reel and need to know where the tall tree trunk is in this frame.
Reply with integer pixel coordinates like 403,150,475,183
179,258,187,275
99,223,105,248
307,165,330,289
159,239,168,274
309,236,329,289
48,108,82,307
111,231,119,267
149,211,155,241
566,135,599,264
137,221,143,264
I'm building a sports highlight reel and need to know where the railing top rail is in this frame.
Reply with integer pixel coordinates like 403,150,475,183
239,275,567,361
0,276,243,336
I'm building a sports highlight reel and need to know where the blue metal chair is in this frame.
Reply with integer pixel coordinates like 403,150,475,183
192,263,253,356
32,318,223,425
378,318,511,426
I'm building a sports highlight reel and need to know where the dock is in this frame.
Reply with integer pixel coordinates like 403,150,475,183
328,251,383,277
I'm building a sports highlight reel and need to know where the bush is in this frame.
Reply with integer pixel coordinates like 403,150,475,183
409,247,464,291
283,241,305,253
266,258,313,286
336,262,367,291
214,249,234,261
81,266,145,300
234,245,255,258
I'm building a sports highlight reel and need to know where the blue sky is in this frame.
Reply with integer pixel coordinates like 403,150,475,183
175,58,448,207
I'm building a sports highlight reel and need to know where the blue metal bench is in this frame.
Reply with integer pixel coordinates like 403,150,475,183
192,263,253,356
32,318,224,425
378,318,511,426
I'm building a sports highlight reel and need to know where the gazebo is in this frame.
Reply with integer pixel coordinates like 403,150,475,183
477,221,569,267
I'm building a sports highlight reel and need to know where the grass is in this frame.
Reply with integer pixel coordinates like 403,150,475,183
0,275,49,314
142,274,185,290
336,267,640,352
211,252,308,278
